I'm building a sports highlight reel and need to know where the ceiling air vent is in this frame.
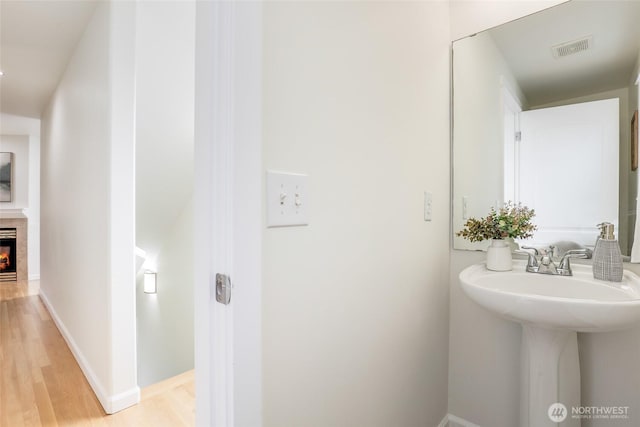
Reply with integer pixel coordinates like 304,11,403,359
552,36,593,59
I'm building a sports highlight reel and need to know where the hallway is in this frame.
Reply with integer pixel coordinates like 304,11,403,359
0,281,194,426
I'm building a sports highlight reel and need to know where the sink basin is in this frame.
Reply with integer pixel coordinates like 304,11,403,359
460,261,640,426
460,260,640,332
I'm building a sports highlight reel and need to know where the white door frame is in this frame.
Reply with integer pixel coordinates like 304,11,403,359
194,2,263,426
501,83,523,204
631,73,640,261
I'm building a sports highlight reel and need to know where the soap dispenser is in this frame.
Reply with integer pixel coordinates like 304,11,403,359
592,222,623,282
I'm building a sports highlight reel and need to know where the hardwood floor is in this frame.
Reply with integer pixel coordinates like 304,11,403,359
0,281,194,426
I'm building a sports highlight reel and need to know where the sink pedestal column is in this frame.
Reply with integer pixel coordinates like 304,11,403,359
520,325,581,427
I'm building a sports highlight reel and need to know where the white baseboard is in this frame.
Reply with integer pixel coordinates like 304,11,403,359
29,273,40,281
109,387,141,414
39,290,140,414
441,414,482,427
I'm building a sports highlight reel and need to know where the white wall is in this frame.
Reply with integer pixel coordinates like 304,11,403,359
452,31,526,251
450,0,567,41
136,198,194,387
569,52,640,427
262,2,450,426
0,113,40,136
449,3,640,427
135,0,194,260
0,113,41,279
134,0,195,387
40,1,138,414
449,250,521,427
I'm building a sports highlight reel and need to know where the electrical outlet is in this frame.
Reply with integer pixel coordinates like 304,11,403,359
424,192,432,221
462,196,468,220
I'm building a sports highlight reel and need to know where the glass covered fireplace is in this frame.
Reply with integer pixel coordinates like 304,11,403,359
0,228,17,282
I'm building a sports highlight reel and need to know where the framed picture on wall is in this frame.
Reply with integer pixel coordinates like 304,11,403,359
633,110,638,171
0,152,13,202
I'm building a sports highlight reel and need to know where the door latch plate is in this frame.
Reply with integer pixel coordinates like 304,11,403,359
215,273,232,305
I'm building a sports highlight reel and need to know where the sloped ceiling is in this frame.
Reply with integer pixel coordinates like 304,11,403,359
487,1,640,106
134,1,195,264
0,1,98,118
1,1,195,264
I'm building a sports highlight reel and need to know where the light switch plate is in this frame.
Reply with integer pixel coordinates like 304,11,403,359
266,171,309,227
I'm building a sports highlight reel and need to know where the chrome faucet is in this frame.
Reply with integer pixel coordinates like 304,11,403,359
516,246,592,276
538,246,558,274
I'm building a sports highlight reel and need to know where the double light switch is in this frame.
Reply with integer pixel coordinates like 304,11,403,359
267,171,309,227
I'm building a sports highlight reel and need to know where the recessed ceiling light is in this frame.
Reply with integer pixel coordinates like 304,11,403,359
0,71,4,76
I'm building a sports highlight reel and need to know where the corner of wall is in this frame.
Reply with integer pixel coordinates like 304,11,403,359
107,0,138,401
40,289,115,411
39,0,138,415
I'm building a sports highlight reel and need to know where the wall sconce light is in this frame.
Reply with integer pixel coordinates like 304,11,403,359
144,271,157,294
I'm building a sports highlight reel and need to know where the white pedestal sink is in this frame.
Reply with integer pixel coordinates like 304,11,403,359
460,261,640,426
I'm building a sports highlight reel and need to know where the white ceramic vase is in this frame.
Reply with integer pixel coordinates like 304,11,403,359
486,239,512,271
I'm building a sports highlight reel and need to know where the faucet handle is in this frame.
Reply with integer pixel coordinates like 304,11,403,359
515,249,539,268
564,248,593,259
558,249,591,271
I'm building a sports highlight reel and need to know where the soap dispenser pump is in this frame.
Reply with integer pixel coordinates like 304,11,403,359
592,222,623,282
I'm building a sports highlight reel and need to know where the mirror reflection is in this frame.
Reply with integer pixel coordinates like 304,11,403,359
452,0,640,258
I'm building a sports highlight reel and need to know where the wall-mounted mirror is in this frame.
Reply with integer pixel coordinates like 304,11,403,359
452,0,640,257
